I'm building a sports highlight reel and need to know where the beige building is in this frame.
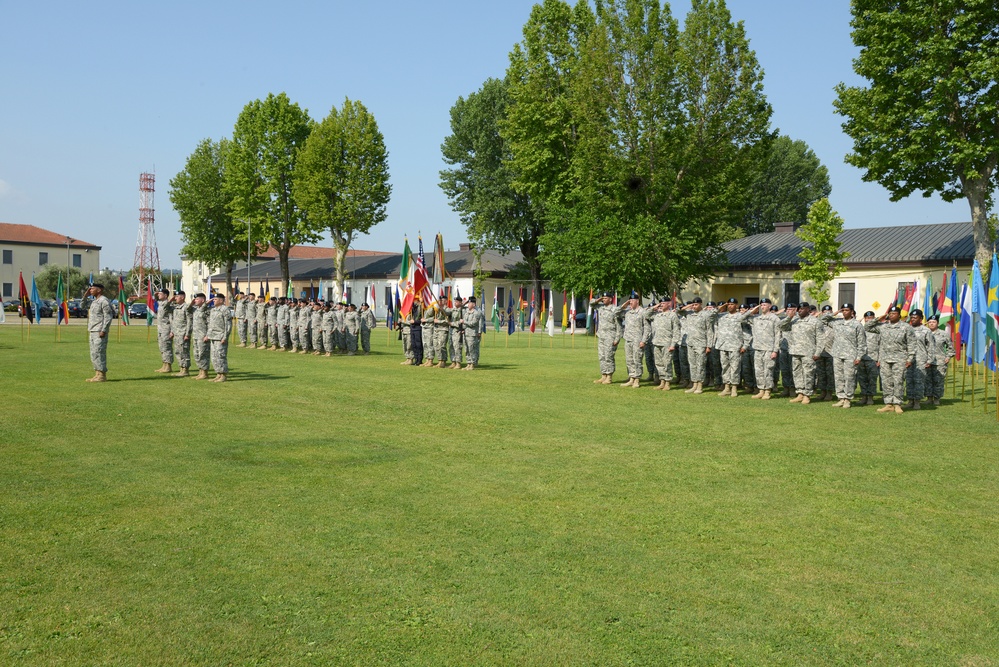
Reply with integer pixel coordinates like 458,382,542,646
681,221,975,312
1,222,101,300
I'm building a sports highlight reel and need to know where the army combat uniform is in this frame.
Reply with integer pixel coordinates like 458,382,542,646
462,302,485,369
820,312,867,407
866,317,916,412
779,309,820,403
87,292,114,380
590,298,624,383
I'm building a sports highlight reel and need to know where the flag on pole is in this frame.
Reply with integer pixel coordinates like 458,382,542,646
938,269,953,328
585,289,593,331
507,289,515,335
57,273,68,324
287,278,293,299
570,291,577,334
562,290,568,332
539,288,547,329
923,274,934,317
547,289,555,337
118,275,130,325
265,278,271,301
30,274,42,325
234,276,240,298
958,281,970,360
529,289,536,333
206,275,213,299
968,260,988,364
370,283,377,310
147,277,155,325
432,233,444,285
986,251,999,346
492,286,500,332
900,281,916,317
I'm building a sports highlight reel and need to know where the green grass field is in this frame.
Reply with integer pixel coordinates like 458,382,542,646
2,322,998,666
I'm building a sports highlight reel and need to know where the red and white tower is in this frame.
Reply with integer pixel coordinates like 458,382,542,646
132,172,161,297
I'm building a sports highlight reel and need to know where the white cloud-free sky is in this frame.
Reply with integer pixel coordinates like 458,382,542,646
0,0,971,270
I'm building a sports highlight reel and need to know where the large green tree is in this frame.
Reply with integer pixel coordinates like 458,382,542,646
294,98,391,299
793,198,849,305
440,77,546,296
834,0,999,269
226,93,318,287
170,137,243,297
525,0,771,295
34,265,90,300
741,135,832,235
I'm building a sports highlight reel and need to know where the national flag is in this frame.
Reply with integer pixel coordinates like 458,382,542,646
518,288,526,331
923,275,934,317
265,278,271,301
958,281,970,358
309,278,314,299
562,290,568,332
539,288,547,329
585,289,593,331
259,281,265,299
529,289,536,333
206,275,213,299
432,233,444,284
986,252,999,346
370,283,377,310
287,278,293,299
234,276,240,298
570,291,577,334
118,275,130,325
507,289,515,335
547,289,555,337
57,273,69,324
31,274,42,325
492,286,500,332
968,260,988,364
900,281,916,317
938,270,953,328
146,277,155,325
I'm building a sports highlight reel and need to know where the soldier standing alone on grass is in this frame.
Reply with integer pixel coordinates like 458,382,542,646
85,283,114,383
462,296,484,370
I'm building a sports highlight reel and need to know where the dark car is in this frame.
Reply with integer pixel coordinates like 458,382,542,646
67,299,85,317
128,302,148,319
3,299,18,313
41,299,58,318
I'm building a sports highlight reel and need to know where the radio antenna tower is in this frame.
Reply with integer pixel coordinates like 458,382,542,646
132,172,161,297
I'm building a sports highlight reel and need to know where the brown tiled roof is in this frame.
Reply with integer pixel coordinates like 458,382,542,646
255,245,392,260
0,222,101,249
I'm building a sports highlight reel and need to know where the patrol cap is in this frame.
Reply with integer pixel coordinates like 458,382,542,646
864,310,876,317
910,308,924,318
821,305,833,312
691,297,703,304
842,303,854,311
726,297,738,304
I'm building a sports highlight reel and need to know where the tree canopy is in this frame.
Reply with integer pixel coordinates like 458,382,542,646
834,0,999,269
793,198,849,305
740,135,831,235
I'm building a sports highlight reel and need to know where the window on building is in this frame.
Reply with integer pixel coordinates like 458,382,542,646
2,282,11,298
39,252,48,266
73,254,82,268
384,286,392,309
838,283,856,309
497,287,505,311
784,282,800,306
2,249,11,264
344,287,352,303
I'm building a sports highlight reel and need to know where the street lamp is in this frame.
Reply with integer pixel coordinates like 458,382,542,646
245,219,252,293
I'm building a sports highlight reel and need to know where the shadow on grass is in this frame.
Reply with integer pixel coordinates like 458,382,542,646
105,372,292,382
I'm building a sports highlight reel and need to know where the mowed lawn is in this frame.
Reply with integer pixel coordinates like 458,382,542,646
2,323,998,666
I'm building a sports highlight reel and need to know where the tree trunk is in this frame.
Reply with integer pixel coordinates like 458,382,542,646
225,262,234,298
333,244,348,303
964,175,994,271
279,244,291,297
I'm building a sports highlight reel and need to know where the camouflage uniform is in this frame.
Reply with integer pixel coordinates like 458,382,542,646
740,316,755,390
311,306,325,354
446,302,465,366
360,306,376,353
235,296,248,345
906,322,933,403
820,313,867,403
866,319,916,407
344,308,360,355
156,297,174,364
857,317,880,400
591,299,624,377
779,311,820,398
276,301,290,349
749,310,782,392
170,299,193,370
621,305,650,381
647,307,682,383
88,293,114,373
814,316,836,396
190,300,210,372
421,305,437,364
266,300,278,348
322,305,335,354
462,303,485,367
927,327,955,400
207,301,232,376
682,308,716,385
245,297,258,347
433,304,450,365
714,310,751,387
677,315,691,385
289,303,301,351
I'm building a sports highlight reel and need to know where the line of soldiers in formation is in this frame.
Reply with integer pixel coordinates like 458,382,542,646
589,293,957,413
396,295,485,370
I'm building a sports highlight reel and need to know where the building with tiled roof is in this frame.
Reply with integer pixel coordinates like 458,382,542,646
1,223,102,301
683,221,976,311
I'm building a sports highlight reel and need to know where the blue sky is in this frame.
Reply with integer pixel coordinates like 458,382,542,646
0,0,971,271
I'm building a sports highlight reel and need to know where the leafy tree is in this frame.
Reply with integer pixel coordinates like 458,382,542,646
793,198,849,304
440,77,547,297
226,93,318,288
170,137,243,297
741,135,831,235
834,0,999,269
294,98,391,300
532,0,771,294
34,266,90,300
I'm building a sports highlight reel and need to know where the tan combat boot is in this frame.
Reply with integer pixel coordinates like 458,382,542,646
717,383,729,397
800,394,811,404
437,361,446,369
663,382,670,391
729,386,738,397
684,381,697,394
751,389,764,399
842,399,851,409
760,390,771,400
790,393,804,403
175,367,189,378
464,363,475,371
833,399,845,407
157,363,173,374
692,382,704,394
877,404,894,413
87,371,107,383
894,404,904,414
194,369,209,380
212,374,227,383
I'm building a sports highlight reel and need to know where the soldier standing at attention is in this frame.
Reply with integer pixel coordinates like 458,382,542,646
433,298,450,368
905,309,933,410
85,283,114,382
814,305,836,401
925,314,954,405
462,296,484,370
680,298,714,394
857,311,880,405
778,301,820,404
590,292,624,385
867,306,915,413
359,302,376,354
777,303,797,396
154,289,174,373
170,291,193,378
311,302,325,355
739,303,756,394
446,296,465,368
189,293,211,380
399,301,415,365
620,296,650,388
421,300,438,367
747,299,781,400
266,297,279,349
344,303,360,355
322,302,335,356
289,299,301,352
713,298,752,397
206,293,232,382
646,300,682,391
235,292,248,347
819,304,867,408
276,297,290,350
245,293,257,349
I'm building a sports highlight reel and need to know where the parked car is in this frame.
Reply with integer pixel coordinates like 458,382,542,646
41,299,58,318
3,299,19,313
128,302,148,319
67,299,85,317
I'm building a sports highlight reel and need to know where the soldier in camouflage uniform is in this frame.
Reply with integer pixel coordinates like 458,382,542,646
713,298,752,397
235,293,248,347
739,303,755,393
905,309,933,409
619,297,650,388
421,301,438,366
344,303,360,355
360,302,376,354
298,300,313,354
432,300,450,367
590,292,624,384
778,303,797,396
189,293,211,380
646,300,682,390
85,283,114,382
747,299,781,400
170,291,193,377
705,302,722,389
814,305,836,401
276,297,290,350
310,302,325,355
322,302,335,356
399,301,416,364
446,296,465,368
778,301,820,404
266,297,279,349
677,309,691,388
819,304,867,408
925,314,954,405
462,296,484,369
245,293,258,348
680,298,715,394
857,310,880,405
289,300,301,352
866,306,916,413
154,289,174,373
206,293,232,382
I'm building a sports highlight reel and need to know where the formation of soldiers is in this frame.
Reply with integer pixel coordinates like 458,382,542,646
589,293,956,412
395,295,485,370
152,290,233,382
